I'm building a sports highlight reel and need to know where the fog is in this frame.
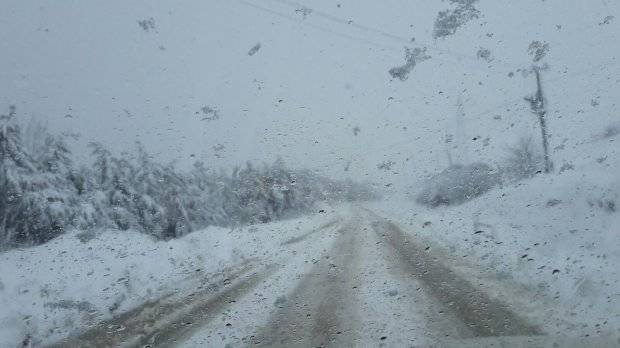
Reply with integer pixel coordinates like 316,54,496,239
2,1,620,346
1,0,618,191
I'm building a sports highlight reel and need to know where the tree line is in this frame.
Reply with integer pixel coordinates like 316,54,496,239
0,106,377,250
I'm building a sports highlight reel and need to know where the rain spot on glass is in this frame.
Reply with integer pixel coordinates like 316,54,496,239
137,17,156,32
248,42,261,56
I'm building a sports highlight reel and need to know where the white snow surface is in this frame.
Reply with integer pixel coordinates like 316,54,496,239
370,131,620,337
1,123,618,345
0,207,338,347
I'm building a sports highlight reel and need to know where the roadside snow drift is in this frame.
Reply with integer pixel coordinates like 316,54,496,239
0,209,338,347
372,132,620,338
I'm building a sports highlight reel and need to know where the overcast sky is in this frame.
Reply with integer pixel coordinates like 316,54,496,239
1,0,618,190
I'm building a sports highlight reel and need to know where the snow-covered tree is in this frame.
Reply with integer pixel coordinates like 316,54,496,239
1,106,33,245
1,117,378,250
130,142,166,236
501,136,544,182
0,106,69,247
86,142,137,231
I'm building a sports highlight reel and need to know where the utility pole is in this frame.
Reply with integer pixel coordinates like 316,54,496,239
444,132,454,167
524,67,552,173
454,97,468,164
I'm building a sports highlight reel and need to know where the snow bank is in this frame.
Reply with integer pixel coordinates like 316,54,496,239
0,209,338,346
371,134,620,337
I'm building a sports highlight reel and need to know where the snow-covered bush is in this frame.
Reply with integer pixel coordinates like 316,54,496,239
500,136,544,182
416,163,501,207
213,159,376,225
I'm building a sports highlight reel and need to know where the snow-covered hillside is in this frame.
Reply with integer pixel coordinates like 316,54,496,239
371,128,619,337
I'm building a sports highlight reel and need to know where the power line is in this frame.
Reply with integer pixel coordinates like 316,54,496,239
238,0,508,73
271,0,414,43
237,0,401,53
267,0,620,78
266,0,521,71
236,0,458,101
235,0,620,158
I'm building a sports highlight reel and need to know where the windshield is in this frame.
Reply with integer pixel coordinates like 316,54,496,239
1,0,619,347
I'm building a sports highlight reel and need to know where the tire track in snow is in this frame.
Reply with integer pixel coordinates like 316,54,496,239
251,221,362,347
280,218,339,246
370,217,544,338
48,260,279,348
132,264,281,347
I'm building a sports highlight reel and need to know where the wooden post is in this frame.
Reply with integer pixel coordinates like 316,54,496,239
525,67,552,173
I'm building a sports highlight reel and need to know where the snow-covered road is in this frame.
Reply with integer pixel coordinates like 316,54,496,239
48,206,580,347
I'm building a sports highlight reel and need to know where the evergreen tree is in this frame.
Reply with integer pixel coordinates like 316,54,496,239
1,106,33,245
159,163,191,239
131,142,166,236
0,106,65,246
0,116,377,250
107,154,137,230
